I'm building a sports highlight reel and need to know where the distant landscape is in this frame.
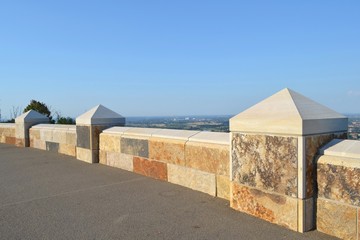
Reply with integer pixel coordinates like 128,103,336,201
126,115,360,140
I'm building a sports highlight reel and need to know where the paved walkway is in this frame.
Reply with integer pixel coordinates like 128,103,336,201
0,144,336,240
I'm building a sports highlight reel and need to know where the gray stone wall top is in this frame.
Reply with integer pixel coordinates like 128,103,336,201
0,123,15,128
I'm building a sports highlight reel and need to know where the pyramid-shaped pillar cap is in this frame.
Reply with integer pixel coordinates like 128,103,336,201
230,88,348,135
76,104,125,125
15,110,49,124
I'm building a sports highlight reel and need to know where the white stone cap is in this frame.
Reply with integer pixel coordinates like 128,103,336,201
319,139,360,159
15,110,49,124
188,131,230,145
230,88,348,135
122,127,162,137
103,127,132,135
76,104,125,125
31,124,76,132
0,123,15,128
317,155,360,168
151,129,200,141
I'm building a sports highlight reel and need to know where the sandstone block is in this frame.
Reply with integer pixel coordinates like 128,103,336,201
5,137,16,145
52,130,67,144
30,129,40,140
76,147,98,163
133,157,167,181
66,132,77,146
149,138,186,165
217,175,230,200
231,182,298,231
167,164,216,196
317,198,357,240
107,152,133,172
185,141,229,176
99,134,121,153
232,133,298,197
317,158,360,207
99,150,107,165
59,143,76,156
32,139,46,150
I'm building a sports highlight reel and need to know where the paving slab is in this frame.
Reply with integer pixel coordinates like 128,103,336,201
0,143,336,240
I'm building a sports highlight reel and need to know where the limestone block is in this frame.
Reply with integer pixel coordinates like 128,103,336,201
99,150,107,165
99,134,121,153
46,141,59,153
232,133,298,197
121,137,148,158
59,143,76,156
305,132,347,198
217,175,230,200
40,129,53,142
167,164,216,196
76,147,98,163
15,138,26,147
107,152,133,172
317,198,357,240
31,139,46,150
66,132,77,146
185,142,229,176
231,182,298,231
149,138,186,166
317,157,360,206
52,130,67,144
133,157,167,181
30,129,40,140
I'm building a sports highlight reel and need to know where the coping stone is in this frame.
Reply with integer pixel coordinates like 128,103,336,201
102,127,132,135
188,131,230,145
151,129,200,141
122,127,162,137
319,139,360,159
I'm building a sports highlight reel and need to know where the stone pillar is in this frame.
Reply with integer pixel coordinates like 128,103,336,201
229,88,348,232
15,110,49,147
76,104,125,163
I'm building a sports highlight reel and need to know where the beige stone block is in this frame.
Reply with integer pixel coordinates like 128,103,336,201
99,150,106,164
59,143,76,156
76,147,98,163
99,134,121,152
231,182,298,231
317,198,357,240
217,175,230,200
32,139,46,150
107,152,133,172
52,130,67,144
40,129,53,142
168,164,216,196
101,151,135,170
149,138,186,165
185,141,229,176
30,129,40,140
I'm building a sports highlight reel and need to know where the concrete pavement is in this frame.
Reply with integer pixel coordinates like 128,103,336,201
0,143,336,240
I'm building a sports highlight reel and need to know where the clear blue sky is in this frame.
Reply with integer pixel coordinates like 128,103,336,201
0,1,359,119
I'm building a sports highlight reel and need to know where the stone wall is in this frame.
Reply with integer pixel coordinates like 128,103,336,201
29,124,77,156
99,127,230,200
0,123,16,145
316,140,360,240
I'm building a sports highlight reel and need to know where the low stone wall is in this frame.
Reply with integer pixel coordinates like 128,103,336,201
0,123,16,145
316,139,360,240
99,127,230,200
29,124,77,157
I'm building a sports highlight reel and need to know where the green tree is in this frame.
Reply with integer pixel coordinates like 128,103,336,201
56,117,75,125
23,100,53,123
